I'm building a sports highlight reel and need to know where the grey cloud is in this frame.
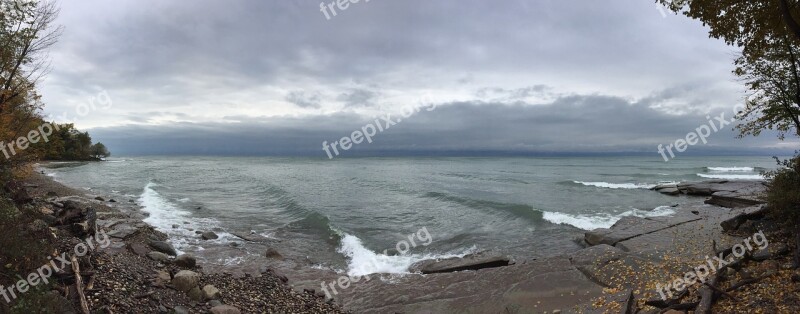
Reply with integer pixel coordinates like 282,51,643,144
286,91,323,109
337,88,378,107
89,93,788,157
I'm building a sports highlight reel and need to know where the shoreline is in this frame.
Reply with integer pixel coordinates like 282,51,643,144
18,170,344,313
24,164,791,313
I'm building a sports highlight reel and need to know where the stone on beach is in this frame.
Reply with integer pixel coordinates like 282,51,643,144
210,305,241,314
148,240,178,256
172,270,200,292
174,254,197,268
147,251,171,263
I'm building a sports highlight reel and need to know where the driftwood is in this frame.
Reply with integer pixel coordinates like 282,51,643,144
703,282,738,302
70,256,90,314
726,272,776,292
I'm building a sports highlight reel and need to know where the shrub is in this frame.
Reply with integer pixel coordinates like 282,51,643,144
765,154,800,226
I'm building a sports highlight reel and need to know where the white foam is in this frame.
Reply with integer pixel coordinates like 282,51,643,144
542,206,676,230
139,182,229,254
337,234,477,277
573,181,655,189
707,167,754,172
697,173,764,180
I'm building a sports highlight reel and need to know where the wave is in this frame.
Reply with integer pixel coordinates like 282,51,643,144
139,182,229,254
696,173,764,180
423,192,544,222
573,181,655,189
706,167,755,172
541,206,676,230
337,233,477,276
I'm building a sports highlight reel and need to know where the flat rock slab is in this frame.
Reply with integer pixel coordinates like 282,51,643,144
584,215,699,247
653,180,767,208
337,256,604,314
409,251,512,274
107,224,140,239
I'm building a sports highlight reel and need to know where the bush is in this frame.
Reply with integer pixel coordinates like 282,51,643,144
765,154,800,226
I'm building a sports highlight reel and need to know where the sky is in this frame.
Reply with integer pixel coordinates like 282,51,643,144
36,0,797,157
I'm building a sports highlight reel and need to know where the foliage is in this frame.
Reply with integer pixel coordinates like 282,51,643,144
659,1,800,141
765,154,800,225
735,34,800,139
657,0,800,62
90,142,110,159
0,0,61,175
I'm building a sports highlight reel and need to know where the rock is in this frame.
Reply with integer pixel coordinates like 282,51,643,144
202,285,220,300
210,305,241,314
109,199,117,203
172,270,200,292
410,251,512,274
584,228,612,246
95,196,105,201
174,254,197,268
147,252,171,263
148,240,177,256
173,305,189,314
720,205,767,231
187,286,204,302
128,243,149,256
265,248,283,259
153,270,171,286
201,231,219,240
108,224,139,239
209,300,223,307
172,224,179,229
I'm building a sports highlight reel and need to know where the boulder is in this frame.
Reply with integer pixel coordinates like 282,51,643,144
187,286,204,302
148,240,177,256
410,251,512,274
265,248,283,259
202,285,220,300
210,305,241,314
171,270,200,292
147,252,171,263
201,231,219,240
174,254,197,268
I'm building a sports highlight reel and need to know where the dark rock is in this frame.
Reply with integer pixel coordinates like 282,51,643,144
109,199,117,203
720,205,767,231
148,240,177,256
95,196,105,201
174,254,197,268
187,286,204,302
265,248,283,259
410,251,512,274
201,231,219,240
209,300,223,307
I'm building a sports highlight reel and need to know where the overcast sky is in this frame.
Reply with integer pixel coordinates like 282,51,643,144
36,0,796,157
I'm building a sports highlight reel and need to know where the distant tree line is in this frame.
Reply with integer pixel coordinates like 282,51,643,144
29,122,111,161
